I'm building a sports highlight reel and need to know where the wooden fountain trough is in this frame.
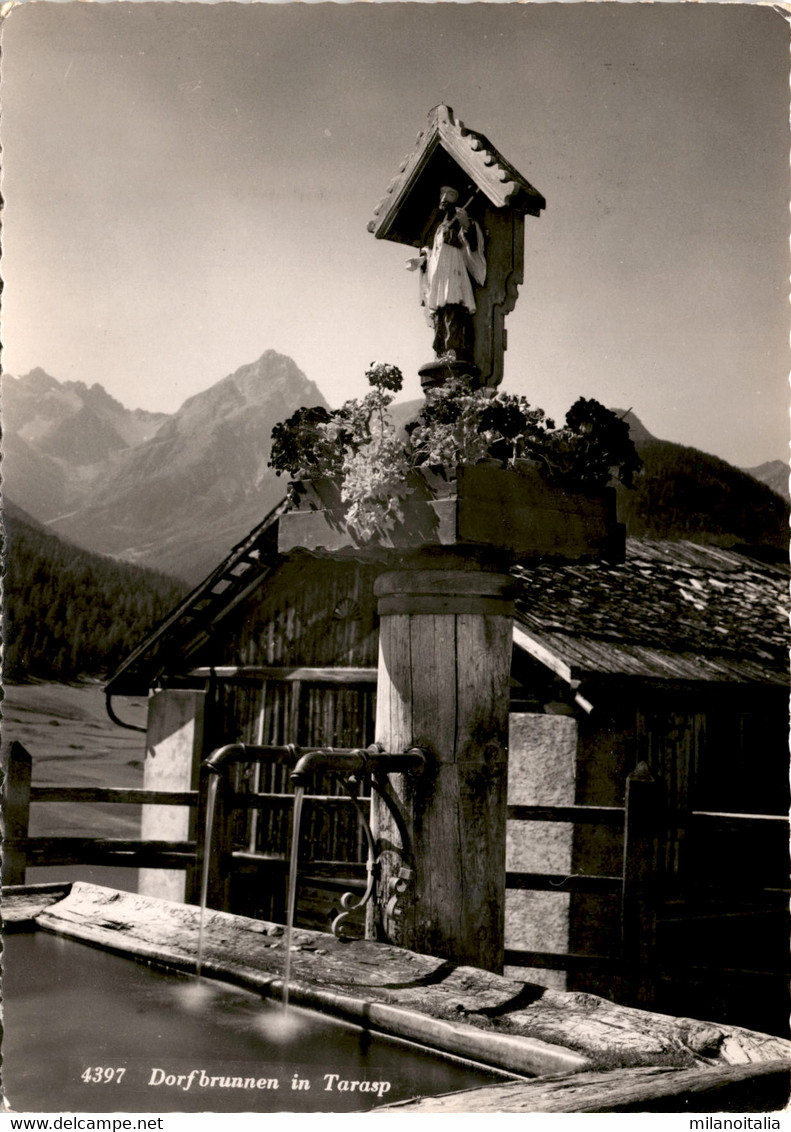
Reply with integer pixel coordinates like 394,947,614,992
6,882,789,1113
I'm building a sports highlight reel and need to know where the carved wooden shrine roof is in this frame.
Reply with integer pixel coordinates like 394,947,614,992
367,104,545,248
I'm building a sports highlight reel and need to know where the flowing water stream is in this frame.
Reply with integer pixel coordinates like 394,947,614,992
282,783,305,1012
197,771,305,1017
196,772,219,979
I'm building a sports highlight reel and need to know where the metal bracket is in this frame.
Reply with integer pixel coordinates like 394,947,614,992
384,866,415,921
330,774,378,940
327,749,423,940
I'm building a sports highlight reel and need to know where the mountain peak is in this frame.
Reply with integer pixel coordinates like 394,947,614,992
742,459,789,502
231,350,318,393
19,367,62,393
177,350,327,418
608,408,656,444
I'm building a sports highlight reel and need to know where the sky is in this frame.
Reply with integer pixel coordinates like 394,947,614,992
2,0,789,468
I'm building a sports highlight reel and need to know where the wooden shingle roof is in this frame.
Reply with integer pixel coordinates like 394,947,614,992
512,539,790,686
367,104,545,247
107,523,788,698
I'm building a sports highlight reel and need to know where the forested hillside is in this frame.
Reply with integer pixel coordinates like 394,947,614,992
616,440,789,554
3,510,187,683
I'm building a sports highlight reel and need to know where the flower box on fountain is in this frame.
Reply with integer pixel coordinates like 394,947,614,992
271,365,635,565
278,459,625,563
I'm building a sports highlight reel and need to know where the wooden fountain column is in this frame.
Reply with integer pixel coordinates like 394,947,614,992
372,563,514,974
277,467,622,973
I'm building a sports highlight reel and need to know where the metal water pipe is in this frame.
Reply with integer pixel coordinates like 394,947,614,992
199,741,427,938
289,744,426,787
202,742,300,775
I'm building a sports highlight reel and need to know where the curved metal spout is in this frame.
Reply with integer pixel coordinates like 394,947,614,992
204,742,427,782
202,742,301,776
290,744,426,787
199,740,427,944
287,743,427,940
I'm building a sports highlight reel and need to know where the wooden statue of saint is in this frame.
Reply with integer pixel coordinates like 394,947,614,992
407,186,486,368
368,105,545,391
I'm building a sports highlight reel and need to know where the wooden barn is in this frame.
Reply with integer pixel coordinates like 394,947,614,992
104,499,790,1036
506,540,789,1035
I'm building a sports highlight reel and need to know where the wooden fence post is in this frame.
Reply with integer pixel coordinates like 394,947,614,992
621,760,660,1007
1,740,32,885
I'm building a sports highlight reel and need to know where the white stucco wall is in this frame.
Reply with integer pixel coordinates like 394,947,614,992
138,688,205,902
505,712,577,990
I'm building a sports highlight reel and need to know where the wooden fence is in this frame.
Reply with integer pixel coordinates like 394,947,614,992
504,761,663,1004
3,740,787,1016
504,760,790,1014
0,740,365,920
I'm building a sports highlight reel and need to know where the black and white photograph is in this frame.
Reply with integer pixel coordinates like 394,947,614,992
1,0,790,1118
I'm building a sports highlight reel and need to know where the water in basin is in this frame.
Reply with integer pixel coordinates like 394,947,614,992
3,931,508,1112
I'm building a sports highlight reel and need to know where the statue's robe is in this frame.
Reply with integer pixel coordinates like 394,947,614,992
424,213,486,317
420,211,486,360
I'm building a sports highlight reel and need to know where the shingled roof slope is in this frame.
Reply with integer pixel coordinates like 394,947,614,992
108,520,788,699
513,539,790,686
368,104,545,245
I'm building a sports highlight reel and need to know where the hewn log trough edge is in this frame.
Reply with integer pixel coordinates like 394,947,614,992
2,880,73,928
15,883,791,1096
376,1060,791,1114
28,883,587,1079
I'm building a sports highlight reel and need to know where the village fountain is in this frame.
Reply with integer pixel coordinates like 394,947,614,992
270,103,623,975
4,105,790,1113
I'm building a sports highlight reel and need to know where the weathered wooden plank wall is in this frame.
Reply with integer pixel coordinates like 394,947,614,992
214,557,381,669
554,684,790,1033
187,560,380,927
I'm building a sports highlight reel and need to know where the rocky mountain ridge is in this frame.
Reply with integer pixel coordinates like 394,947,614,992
3,354,787,581
4,366,168,462
742,459,789,502
3,352,327,581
